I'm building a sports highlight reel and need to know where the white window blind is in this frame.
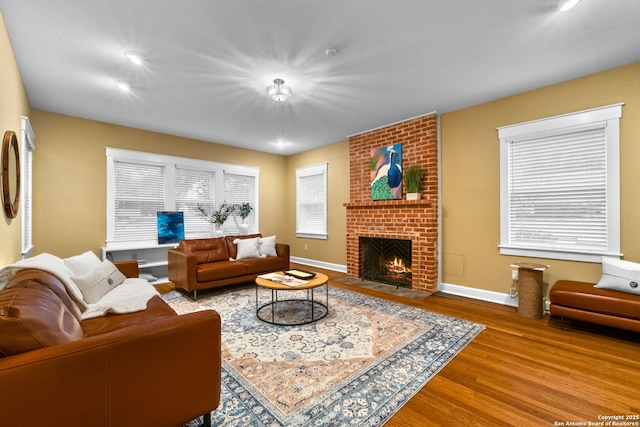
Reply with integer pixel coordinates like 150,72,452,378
21,116,35,258
508,126,606,251
296,163,328,239
223,172,257,234
113,161,166,242
175,167,216,238
106,148,259,247
498,103,622,262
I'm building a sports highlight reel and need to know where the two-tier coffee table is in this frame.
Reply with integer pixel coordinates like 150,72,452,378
255,272,329,326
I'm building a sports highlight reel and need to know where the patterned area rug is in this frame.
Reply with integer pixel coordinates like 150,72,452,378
163,285,484,426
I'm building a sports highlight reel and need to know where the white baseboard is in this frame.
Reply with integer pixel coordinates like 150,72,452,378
290,256,347,273
439,282,518,307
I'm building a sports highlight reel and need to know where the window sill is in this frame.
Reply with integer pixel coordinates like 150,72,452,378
296,232,328,240
499,245,622,263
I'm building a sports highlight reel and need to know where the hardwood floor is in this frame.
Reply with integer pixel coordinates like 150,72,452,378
308,265,640,427
160,265,640,426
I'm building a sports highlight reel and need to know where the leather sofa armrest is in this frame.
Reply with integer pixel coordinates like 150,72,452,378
168,249,197,291
113,260,139,278
276,243,290,270
0,310,221,426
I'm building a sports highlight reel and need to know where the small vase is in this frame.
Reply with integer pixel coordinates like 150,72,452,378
406,192,421,200
238,222,249,235
214,225,224,237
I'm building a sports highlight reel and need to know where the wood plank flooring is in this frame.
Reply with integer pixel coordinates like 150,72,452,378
308,265,640,427
161,264,640,426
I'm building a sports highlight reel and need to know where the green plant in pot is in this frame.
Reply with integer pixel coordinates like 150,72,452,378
403,166,423,200
232,202,253,235
197,202,233,236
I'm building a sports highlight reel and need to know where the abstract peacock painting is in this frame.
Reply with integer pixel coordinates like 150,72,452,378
370,143,403,200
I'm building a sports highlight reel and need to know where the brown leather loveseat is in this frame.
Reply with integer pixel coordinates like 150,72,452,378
168,234,290,299
549,280,640,333
0,260,221,426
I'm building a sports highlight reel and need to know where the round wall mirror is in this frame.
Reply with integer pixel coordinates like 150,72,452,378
2,130,20,219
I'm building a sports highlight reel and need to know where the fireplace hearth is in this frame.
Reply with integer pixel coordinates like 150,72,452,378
359,237,412,288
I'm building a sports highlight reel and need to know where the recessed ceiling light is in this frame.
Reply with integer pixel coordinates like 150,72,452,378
557,0,581,12
124,51,144,65
114,80,131,91
274,139,287,149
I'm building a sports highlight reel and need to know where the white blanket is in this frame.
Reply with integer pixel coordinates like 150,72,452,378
0,253,159,319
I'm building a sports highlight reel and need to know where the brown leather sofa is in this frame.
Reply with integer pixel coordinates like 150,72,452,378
549,280,640,333
0,260,221,427
168,234,290,299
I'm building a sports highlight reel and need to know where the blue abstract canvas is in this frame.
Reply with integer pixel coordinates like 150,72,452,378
370,143,403,200
157,211,185,244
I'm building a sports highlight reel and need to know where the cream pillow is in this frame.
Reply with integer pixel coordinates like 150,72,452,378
233,237,260,260
258,235,277,257
594,257,640,295
64,251,103,277
70,260,127,304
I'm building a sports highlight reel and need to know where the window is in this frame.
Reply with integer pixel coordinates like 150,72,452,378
175,167,217,238
296,163,327,239
106,148,259,248
21,117,35,258
223,172,257,234
498,104,622,262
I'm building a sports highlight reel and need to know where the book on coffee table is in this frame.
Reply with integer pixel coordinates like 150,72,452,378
258,273,308,287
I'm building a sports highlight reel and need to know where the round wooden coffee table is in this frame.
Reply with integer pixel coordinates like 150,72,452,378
255,272,329,325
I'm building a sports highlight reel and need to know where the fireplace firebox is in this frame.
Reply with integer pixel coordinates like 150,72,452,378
359,237,412,288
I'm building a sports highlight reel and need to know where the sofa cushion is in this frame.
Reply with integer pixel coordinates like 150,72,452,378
225,234,261,260
258,235,277,257
0,280,83,357
233,237,260,260
241,256,288,275
197,261,248,283
179,238,230,264
64,250,103,276
595,257,640,295
8,269,83,322
550,280,640,321
71,260,127,304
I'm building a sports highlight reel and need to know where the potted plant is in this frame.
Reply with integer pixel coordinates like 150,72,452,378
232,202,253,235
403,166,423,200
197,203,233,236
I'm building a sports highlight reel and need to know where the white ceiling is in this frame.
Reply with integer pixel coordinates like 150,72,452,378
1,0,639,155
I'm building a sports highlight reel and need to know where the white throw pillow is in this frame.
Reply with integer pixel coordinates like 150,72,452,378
258,235,277,257
233,237,261,260
594,257,640,295
70,259,127,304
64,251,103,277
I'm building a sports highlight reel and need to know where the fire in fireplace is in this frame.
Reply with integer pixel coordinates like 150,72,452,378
359,237,412,288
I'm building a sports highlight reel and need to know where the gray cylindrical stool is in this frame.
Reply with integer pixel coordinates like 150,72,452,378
511,262,549,319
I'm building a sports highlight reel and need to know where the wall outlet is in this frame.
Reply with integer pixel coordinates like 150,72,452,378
511,270,518,280
304,244,308,250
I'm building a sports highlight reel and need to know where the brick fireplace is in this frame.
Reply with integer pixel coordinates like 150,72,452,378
345,113,438,292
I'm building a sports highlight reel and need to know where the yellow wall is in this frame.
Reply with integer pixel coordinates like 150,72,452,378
284,140,350,268
441,62,640,294
0,11,31,265
30,110,288,258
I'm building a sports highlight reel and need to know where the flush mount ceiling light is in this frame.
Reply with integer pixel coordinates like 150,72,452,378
124,51,144,65
557,0,582,12
266,78,292,102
